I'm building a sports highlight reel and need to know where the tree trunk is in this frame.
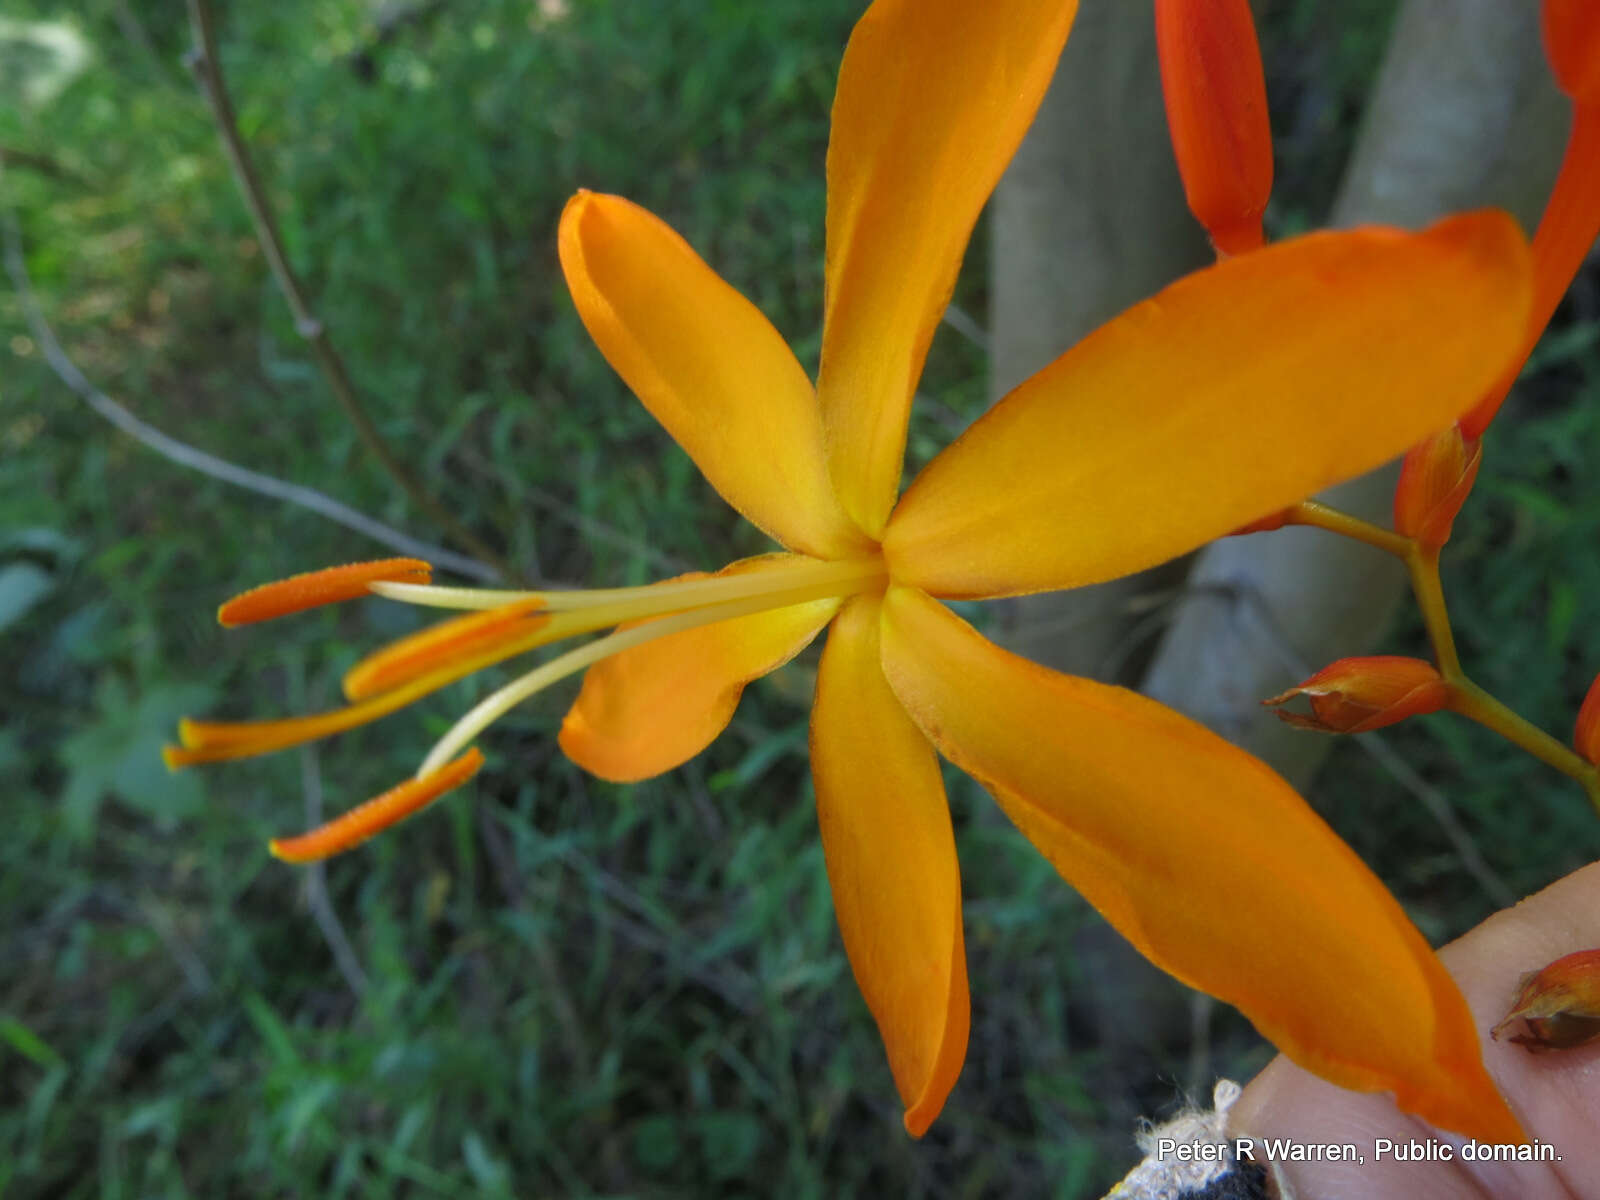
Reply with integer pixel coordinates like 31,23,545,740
1138,0,1566,790
990,0,1210,680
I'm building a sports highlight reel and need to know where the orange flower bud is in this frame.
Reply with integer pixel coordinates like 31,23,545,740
1491,948,1600,1052
1574,671,1600,764
1155,0,1273,256
1392,423,1482,549
1262,656,1449,734
1544,0,1600,105
1462,4,1600,438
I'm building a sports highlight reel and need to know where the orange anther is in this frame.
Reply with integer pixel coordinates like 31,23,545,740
217,558,432,627
342,599,548,701
268,747,484,863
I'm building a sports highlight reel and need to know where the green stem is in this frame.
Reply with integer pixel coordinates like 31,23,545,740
1287,500,1413,558
1286,500,1600,811
1447,680,1600,805
1405,545,1461,678
1411,546,1600,812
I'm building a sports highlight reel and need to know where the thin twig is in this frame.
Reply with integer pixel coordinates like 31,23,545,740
2,199,497,581
184,0,516,580
298,746,371,998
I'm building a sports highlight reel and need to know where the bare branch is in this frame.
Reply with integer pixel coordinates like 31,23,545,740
184,0,517,580
2,199,498,581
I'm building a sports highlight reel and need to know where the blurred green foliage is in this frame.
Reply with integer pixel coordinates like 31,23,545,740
3,0,1599,1196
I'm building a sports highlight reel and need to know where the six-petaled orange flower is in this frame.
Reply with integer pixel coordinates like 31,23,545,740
168,0,1537,1138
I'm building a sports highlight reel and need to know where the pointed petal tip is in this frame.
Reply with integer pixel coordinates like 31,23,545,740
897,969,969,1138
1407,1068,1525,1145
1427,209,1533,281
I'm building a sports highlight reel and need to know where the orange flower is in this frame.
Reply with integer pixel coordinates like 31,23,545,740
1155,0,1273,256
1264,657,1451,734
169,0,1535,1139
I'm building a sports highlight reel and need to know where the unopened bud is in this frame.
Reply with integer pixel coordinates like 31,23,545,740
1574,671,1600,764
1392,423,1481,549
1155,0,1273,256
1544,0,1600,105
1492,948,1600,1052
1263,656,1448,734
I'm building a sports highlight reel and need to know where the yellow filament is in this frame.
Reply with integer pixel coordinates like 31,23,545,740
370,555,883,614
342,599,549,701
167,557,885,767
416,586,845,777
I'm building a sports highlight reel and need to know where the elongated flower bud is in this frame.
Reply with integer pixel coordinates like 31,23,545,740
1461,1,1600,437
1575,670,1600,764
1392,423,1481,549
1155,0,1273,256
1544,0,1600,104
1263,656,1448,734
1491,948,1600,1052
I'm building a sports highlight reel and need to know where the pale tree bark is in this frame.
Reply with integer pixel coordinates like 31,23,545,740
990,0,1209,679
986,0,1213,1107
1139,0,1567,790
987,0,1568,1087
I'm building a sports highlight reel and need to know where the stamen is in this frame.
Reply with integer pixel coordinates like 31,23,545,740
371,555,880,615
342,599,549,701
368,581,540,610
415,587,844,776
219,558,432,627
268,747,484,862
167,555,885,767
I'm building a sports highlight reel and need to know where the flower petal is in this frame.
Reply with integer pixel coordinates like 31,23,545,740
811,595,968,1136
558,191,869,560
877,586,1522,1143
817,0,1079,537
559,556,840,782
882,212,1532,600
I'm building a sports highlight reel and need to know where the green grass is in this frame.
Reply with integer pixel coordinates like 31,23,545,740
4,0,1599,1196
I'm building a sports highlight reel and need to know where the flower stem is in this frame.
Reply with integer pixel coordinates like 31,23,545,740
1405,545,1461,679
1409,545,1600,812
1285,499,1600,811
1287,500,1413,558
1446,680,1600,807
